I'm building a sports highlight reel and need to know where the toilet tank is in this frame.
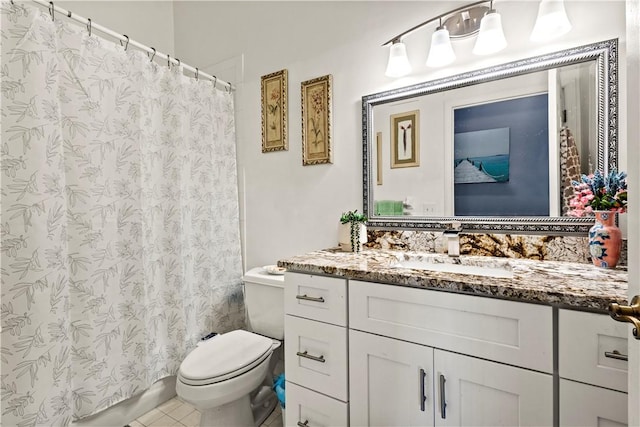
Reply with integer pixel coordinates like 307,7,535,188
243,267,285,340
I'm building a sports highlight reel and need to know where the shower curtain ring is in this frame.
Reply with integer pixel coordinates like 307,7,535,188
212,76,217,87
149,47,156,62
167,54,171,68
120,35,129,51
67,10,72,18
227,84,233,93
48,2,55,21
87,18,92,36
195,68,199,80
176,58,181,67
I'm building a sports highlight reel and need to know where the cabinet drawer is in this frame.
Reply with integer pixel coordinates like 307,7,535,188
285,315,348,400
285,382,348,427
559,309,628,392
349,280,553,373
560,379,627,426
285,272,347,326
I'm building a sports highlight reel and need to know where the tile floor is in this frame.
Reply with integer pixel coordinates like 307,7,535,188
128,397,283,427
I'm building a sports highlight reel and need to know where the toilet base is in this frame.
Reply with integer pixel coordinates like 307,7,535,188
200,394,253,427
251,385,277,427
198,387,277,427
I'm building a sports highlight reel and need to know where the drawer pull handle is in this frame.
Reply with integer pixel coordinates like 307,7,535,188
296,294,325,303
439,374,447,419
296,351,326,363
605,350,628,361
419,368,427,412
297,421,309,427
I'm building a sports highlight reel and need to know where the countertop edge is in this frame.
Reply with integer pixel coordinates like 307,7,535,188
277,250,628,312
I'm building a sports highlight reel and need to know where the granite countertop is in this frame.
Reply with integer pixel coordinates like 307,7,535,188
277,249,629,312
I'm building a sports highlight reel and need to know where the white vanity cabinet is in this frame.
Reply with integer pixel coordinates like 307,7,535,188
349,280,553,427
559,309,629,426
283,273,628,427
284,272,349,427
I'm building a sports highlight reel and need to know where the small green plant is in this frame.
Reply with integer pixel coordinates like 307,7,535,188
340,210,367,253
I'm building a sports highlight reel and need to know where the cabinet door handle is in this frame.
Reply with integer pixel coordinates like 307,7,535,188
439,374,447,419
296,294,325,303
297,421,309,427
605,350,628,361
419,368,427,412
609,295,640,340
296,350,326,363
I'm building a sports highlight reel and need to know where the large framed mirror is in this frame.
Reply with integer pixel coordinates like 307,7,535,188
362,39,618,234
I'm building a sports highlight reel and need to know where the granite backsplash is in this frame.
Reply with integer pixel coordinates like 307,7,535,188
365,230,628,266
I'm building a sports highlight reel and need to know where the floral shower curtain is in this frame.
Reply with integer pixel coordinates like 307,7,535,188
1,3,244,425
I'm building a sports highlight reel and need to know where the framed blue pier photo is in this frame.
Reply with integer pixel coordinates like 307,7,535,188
454,127,510,184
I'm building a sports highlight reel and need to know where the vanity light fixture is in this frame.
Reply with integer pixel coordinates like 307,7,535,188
383,0,570,76
383,0,506,73
530,0,572,42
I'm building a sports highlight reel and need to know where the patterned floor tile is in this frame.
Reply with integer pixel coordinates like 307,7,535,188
136,408,165,426
167,403,196,421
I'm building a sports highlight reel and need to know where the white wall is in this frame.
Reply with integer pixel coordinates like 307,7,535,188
42,1,628,271
173,1,626,270
56,0,175,54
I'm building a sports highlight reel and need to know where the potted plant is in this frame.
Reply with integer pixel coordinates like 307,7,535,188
338,210,368,252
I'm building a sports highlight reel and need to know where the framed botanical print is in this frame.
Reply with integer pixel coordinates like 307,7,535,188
390,110,420,168
301,74,332,165
261,69,288,152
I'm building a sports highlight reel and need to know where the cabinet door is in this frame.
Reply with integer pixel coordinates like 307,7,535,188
434,350,552,427
560,379,627,426
350,330,434,427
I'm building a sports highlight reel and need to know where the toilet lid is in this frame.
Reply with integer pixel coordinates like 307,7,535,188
178,330,273,384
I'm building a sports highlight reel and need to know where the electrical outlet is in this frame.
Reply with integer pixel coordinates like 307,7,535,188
423,203,436,214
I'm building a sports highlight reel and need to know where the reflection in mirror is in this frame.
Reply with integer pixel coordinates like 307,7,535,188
363,39,617,234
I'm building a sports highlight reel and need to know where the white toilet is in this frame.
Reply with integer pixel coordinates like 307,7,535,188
176,267,285,427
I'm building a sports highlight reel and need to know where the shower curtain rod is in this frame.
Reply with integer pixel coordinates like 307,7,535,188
29,0,234,92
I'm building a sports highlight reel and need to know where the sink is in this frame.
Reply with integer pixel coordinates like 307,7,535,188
391,256,514,279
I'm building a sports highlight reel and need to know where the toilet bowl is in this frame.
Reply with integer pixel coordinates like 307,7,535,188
176,267,285,427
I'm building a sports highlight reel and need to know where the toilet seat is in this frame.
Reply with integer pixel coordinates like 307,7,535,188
178,330,273,386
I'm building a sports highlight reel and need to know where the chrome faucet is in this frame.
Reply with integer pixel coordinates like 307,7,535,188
443,221,462,257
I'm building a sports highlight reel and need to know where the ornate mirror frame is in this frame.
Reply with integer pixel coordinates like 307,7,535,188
362,39,618,234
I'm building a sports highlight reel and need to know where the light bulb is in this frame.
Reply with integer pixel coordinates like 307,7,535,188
385,41,412,78
473,10,507,55
426,26,455,68
530,0,572,42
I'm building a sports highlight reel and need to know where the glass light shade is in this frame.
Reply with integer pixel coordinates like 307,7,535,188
426,27,456,68
472,10,507,55
530,0,572,42
385,41,412,78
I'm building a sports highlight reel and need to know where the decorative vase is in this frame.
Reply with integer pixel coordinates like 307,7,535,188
338,223,367,252
588,211,622,268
